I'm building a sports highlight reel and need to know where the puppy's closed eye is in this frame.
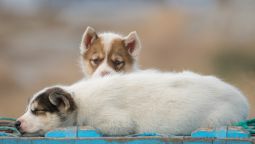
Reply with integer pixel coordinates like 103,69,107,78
31,109,47,115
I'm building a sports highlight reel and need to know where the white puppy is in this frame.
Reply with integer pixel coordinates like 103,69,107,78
16,70,249,136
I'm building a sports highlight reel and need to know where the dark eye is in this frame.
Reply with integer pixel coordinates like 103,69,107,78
90,58,101,66
31,109,37,114
113,60,124,66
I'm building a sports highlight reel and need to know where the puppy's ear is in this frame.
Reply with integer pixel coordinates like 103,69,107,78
123,31,141,58
48,88,73,112
80,26,98,54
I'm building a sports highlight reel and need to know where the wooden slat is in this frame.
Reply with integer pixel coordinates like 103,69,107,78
0,137,254,144
191,126,250,138
0,126,253,144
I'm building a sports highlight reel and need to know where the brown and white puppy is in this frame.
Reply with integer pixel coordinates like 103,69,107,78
15,87,77,135
80,27,141,78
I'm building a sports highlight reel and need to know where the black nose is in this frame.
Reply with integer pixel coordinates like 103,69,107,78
15,121,21,129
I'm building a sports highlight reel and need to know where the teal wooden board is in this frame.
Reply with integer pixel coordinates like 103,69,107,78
75,138,182,144
191,128,215,138
0,137,254,144
46,128,77,138
227,126,250,138
0,132,9,137
214,127,227,138
191,126,250,138
213,139,225,144
0,126,253,144
183,138,213,144
213,139,253,144
2,138,18,144
225,139,253,144
77,129,102,137
45,126,102,138
0,137,183,144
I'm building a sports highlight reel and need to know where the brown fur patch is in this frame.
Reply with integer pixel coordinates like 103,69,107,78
82,37,134,76
108,39,134,72
31,87,76,117
83,37,105,76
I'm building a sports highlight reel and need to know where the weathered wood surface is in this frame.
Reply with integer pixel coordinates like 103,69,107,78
0,126,254,144
191,126,250,138
1,136,254,144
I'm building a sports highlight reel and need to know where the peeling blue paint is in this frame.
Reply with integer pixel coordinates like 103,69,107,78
0,126,253,144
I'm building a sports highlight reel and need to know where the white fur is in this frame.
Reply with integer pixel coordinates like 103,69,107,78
18,70,249,135
18,110,61,134
69,70,249,135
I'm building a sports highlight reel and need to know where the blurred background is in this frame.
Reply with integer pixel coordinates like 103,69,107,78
0,0,255,118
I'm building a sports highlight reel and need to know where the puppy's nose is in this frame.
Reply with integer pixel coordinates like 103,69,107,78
101,71,110,77
15,121,21,129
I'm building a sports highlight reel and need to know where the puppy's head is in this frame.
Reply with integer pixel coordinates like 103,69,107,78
80,26,141,78
16,87,77,135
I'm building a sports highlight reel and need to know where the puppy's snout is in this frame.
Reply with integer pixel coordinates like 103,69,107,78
15,120,21,129
101,71,110,77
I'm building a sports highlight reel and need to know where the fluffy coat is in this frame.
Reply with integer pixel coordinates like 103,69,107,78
17,70,249,136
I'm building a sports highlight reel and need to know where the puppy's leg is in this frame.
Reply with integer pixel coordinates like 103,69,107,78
94,109,136,136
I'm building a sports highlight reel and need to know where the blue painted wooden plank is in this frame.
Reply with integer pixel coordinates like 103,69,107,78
45,127,77,138
0,132,9,137
191,126,250,139
212,139,225,144
2,138,19,144
183,137,213,144
0,137,184,144
16,138,32,144
75,138,182,144
213,138,226,144
227,126,250,138
225,139,252,144
213,138,252,144
77,129,101,137
0,136,254,144
30,138,47,144
77,126,102,137
0,137,183,144
191,127,228,138
75,139,112,144
44,139,75,144
2,138,75,144
0,132,18,137
214,127,227,138
183,141,212,144
191,128,215,138
120,138,181,144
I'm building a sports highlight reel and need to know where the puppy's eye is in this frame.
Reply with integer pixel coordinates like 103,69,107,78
113,60,124,67
31,109,36,113
90,58,101,66
31,109,46,115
